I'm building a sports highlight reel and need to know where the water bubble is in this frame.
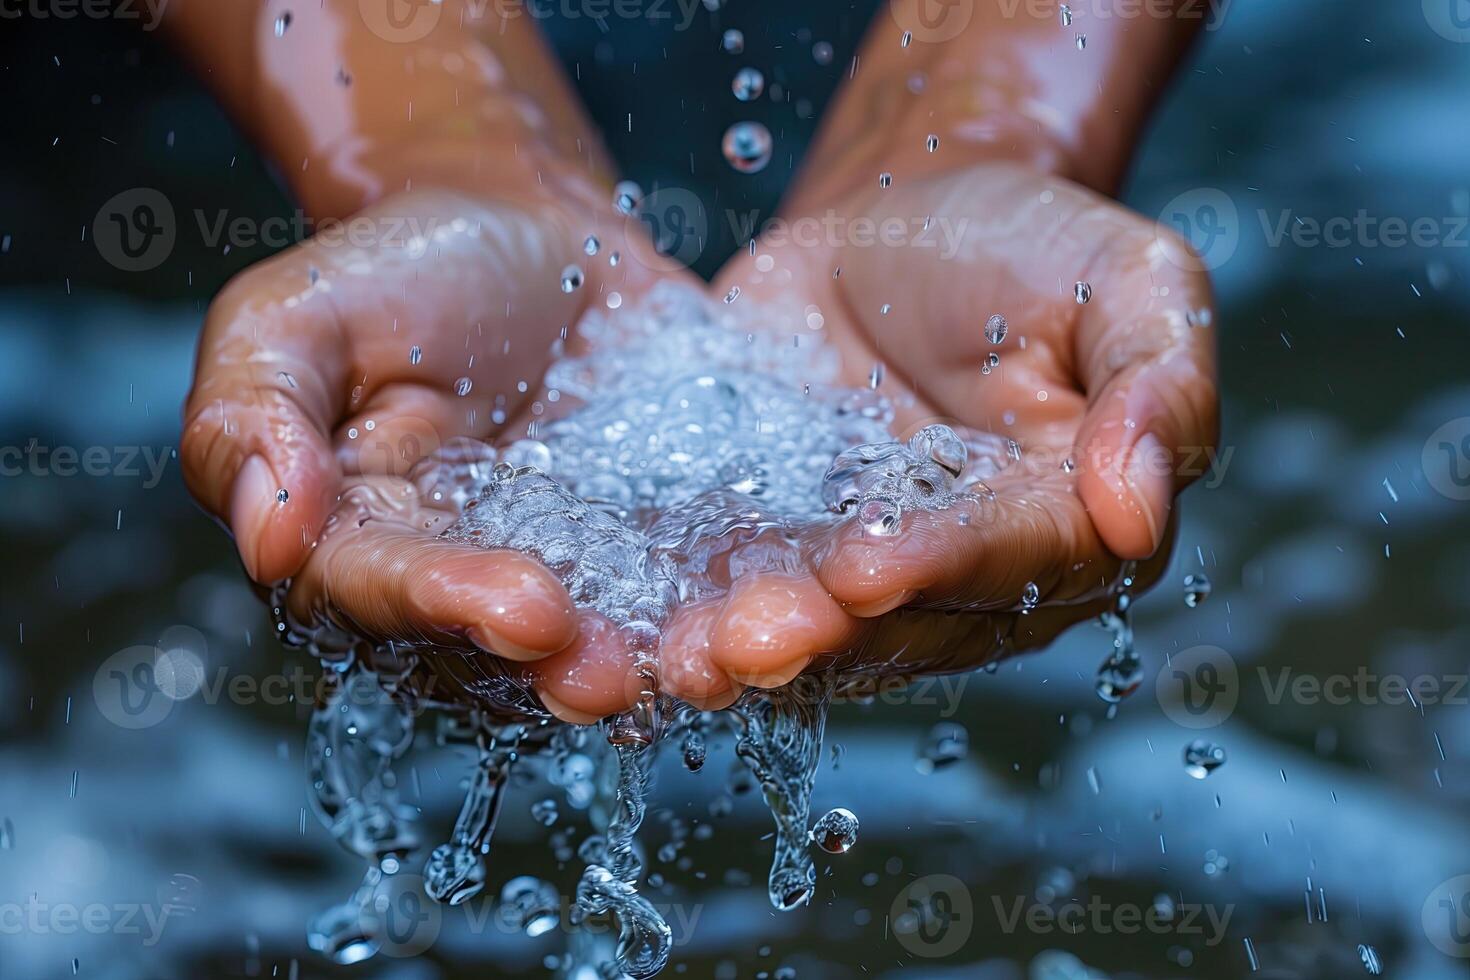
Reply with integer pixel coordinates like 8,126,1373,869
409,345,422,365
1020,581,1039,612
732,67,764,101
878,172,893,189
454,377,473,397
722,122,773,174
613,181,643,215
531,798,559,827
583,235,600,256
1183,572,1212,608
1183,739,1227,779
276,488,290,504
810,807,859,854
925,134,939,153
985,313,1008,344
560,265,585,293
916,722,968,773
812,41,834,65
857,498,901,536
1202,848,1229,877
721,29,744,54
1074,280,1092,304
499,875,560,937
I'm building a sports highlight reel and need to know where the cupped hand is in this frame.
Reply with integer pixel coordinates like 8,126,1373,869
182,185,684,663
646,162,1218,706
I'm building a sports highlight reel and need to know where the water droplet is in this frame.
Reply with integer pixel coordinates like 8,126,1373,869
1059,3,1072,26
722,122,773,174
682,730,707,772
276,488,290,504
878,171,893,188
1076,34,1087,50
274,11,291,36
721,29,745,54
609,251,621,267
901,30,912,48
583,235,600,256
732,67,765,102
409,345,422,365
1202,848,1229,877
560,265,585,293
724,286,741,304
809,807,858,854
915,722,968,774
1183,739,1227,779
1020,581,1040,612
1358,943,1382,975
879,303,891,315
530,798,559,827
1074,280,1092,304
925,134,939,153
1183,572,1212,608
454,377,473,397
985,313,1008,344
812,41,834,65
499,875,560,937
613,180,643,215
857,498,901,536
987,352,1000,369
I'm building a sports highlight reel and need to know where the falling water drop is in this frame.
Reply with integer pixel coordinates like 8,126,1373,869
274,11,291,36
985,313,1008,344
878,172,893,188
454,377,473,397
916,722,969,774
1020,581,1040,612
721,29,744,54
901,30,912,48
732,67,765,101
613,181,643,215
561,265,585,293
812,41,834,65
810,807,859,854
1183,739,1227,779
583,235,600,256
925,134,939,152
1060,3,1072,26
276,488,290,504
722,122,773,174
1183,572,1212,608
1074,280,1093,304
409,345,422,365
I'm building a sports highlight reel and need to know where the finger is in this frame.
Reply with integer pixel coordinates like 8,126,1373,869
812,475,1122,615
287,481,577,659
525,611,641,724
182,251,348,583
660,600,744,710
1073,220,1218,559
707,573,864,688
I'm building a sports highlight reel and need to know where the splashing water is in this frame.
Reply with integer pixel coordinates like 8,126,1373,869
283,283,1137,975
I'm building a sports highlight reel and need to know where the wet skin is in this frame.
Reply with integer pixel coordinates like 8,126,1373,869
167,0,1217,721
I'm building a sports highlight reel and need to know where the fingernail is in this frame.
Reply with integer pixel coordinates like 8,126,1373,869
468,625,552,662
537,689,601,725
842,589,917,618
229,454,276,582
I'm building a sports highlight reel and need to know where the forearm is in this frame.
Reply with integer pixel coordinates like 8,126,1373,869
160,0,613,219
787,0,1208,212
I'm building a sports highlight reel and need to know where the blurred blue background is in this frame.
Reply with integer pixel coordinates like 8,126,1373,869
3,2,1470,978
